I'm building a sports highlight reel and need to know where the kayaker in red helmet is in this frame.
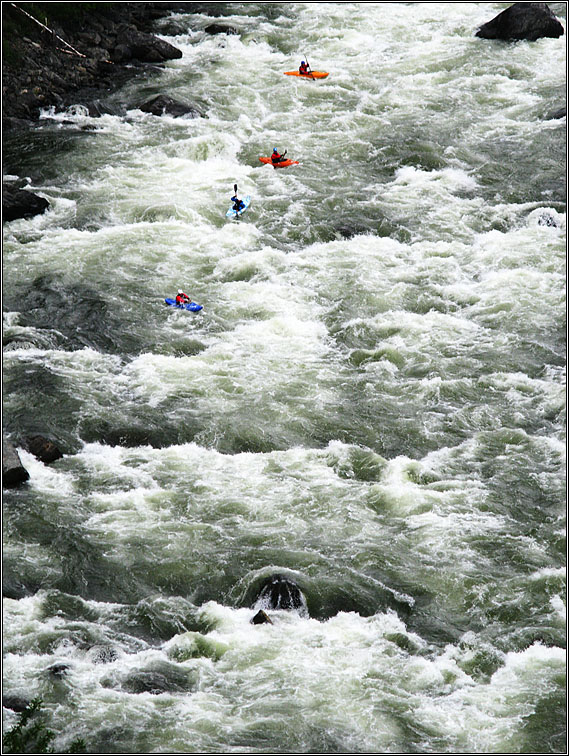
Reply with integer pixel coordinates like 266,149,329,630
271,148,288,165
175,289,191,305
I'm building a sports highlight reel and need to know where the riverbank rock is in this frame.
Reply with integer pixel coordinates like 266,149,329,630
109,28,183,64
24,436,63,465
1,3,185,126
139,94,204,118
475,2,564,41
3,438,30,487
3,184,49,223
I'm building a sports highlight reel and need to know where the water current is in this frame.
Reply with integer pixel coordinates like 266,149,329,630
2,2,566,753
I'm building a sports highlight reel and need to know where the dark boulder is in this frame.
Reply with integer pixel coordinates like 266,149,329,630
547,106,566,119
251,609,273,625
3,184,49,223
204,23,238,36
86,99,125,118
24,436,63,465
475,2,564,41
110,28,183,63
254,574,307,613
139,94,204,119
2,696,31,712
3,437,30,487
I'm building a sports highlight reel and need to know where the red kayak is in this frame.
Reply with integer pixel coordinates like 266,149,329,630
259,156,300,168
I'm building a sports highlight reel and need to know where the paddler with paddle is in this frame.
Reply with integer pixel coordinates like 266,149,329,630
271,148,288,165
231,183,246,214
299,55,313,77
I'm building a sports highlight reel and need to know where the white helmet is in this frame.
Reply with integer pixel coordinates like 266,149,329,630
178,290,183,294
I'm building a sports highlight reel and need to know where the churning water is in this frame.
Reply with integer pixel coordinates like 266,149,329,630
3,3,566,753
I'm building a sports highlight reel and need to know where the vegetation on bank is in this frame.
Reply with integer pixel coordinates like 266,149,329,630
2,698,86,754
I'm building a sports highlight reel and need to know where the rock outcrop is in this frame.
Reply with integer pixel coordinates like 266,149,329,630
24,436,63,465
254,574,307,613
109,27,183,64
3,437,30,487
3,184,49,223
139,94,204,118
1,3,187,124
476,2,564,41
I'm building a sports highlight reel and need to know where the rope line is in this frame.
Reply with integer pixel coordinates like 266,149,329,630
10,3,87,58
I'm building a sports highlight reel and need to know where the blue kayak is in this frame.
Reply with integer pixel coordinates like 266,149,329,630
165,298,203,312
226,195,251,218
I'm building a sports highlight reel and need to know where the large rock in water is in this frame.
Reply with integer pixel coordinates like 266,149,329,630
24,436,63,465
139,95,203,118
3,437,30,487
254,574,306,612
3,184,49,223
476,2,564,41
110,28,183,63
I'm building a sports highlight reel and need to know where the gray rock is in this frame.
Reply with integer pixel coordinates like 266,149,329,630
139,94,204,119
476,2,564,41
3,183,49,223
3,437,30,487
118,661,194,695
112,29,183,63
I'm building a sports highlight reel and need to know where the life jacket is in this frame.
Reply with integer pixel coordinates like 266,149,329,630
271,151,282,163
299,62,309,74
176,293,190,304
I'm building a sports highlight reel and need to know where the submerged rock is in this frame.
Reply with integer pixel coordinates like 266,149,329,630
3,184,49,223
251,609,273,625
204,23,238,36
47,663,71,679
107,661,195,695
2,696,30,713
3,437,30,487
254,574,307,613
139,94,204,119
475,2,564,41
24,436,63,465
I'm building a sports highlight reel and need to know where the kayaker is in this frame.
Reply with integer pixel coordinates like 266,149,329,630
299,60,311,75
176,290,191,305
271,148,288,164
231,184,245,213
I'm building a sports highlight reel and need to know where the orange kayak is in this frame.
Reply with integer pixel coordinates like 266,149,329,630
259,157,300,168
284,71,329,79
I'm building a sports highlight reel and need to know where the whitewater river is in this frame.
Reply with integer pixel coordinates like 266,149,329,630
3,3,566,753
